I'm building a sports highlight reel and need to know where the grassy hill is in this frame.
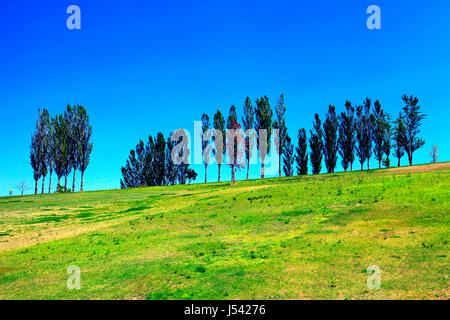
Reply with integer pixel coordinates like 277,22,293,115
0,163,448,300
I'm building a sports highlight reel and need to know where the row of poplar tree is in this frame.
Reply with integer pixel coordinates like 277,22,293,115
120,131,198,188
30,105,93,194
120,93,425,187
199,93,425,183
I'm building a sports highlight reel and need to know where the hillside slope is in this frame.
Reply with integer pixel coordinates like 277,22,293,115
0,163,449,299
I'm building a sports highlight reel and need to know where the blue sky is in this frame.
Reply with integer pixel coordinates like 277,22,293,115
0,0,449,196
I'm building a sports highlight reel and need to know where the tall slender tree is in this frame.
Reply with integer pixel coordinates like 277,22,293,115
338,101,356,171
295,128,308,175
401,94,426,165
213,110,225,182
241,97,254,180
323,105,339,173
77,106,93,192
355,103,371,171
363,98,373,170
372,100,388,168
309,114,323,174
30,123,42,195
153,132,166,186
273,94,287,177
39,109,50,194
164,137,177,186
62,105,74,190
227,105,238,182
201,113,210,183
254,96,272,179
393,113,406,167
47,115,55,193
52,114,68,192
283,134,294,177
382,114,392,168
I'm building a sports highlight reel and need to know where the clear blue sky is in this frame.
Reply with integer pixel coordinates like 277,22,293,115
1,0,449,196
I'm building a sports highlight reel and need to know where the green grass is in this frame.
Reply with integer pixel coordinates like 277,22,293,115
0,163,449,300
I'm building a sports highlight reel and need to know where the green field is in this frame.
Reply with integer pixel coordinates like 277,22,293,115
0,163,448,300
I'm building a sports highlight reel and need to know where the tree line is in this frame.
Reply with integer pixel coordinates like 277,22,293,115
120,130,198,188
30,105,93,194
120,93,426,188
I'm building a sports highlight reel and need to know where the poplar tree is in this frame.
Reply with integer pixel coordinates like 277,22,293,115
295,128,308,175
213,110,225,182
364,98,373,170
52,114,69,192
309,114,323,174
372,100,388,168
77,106,93,192
201,113,210,183
338,101,356,171
254,96,272,179
393,113,406,167
227,105,238,183
241,97,254,180
273,94,287,177
283,134,294,177
323,105,339,173
355,102,372,171
164,138,177,186
401,94,426,165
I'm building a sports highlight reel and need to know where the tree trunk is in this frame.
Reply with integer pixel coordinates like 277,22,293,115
49,171,52,194
64,175,68,190
367,161,370,170
246,164,250,180
398,157,400,167
279,153,282,177
81,170,85,192
204,164,208,184
350,162,353,171
34,179,38,195
41,175,46,194
72,167,76,192
379,160,381,169
57,177,61,192
232,165,236,184
218,164,221,182
360,162,363,171
261,161,265,179
408,153,412,166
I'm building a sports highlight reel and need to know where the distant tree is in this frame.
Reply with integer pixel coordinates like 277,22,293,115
47,115,55,194
52,114,69,192
30,109,50,194
363,98,373,170
283,134,294,177
309,114,323,174
62,105,74,190
295,128,308,175
16,180,31,196
254,96,273,179
430,145,439,163
201,113,210,183
338,101,356,171
186,168,198,184
355,101,372,171
241,97,255,180
120,148,141,189
401,94,426,165
323,105,339,173
372,100,389,168
393,113,406,167
273,94,287,177
226,105,238,182
382,114,392,168
77,106,93,192
213,110,226,182
40,109,50,194
153,132,166,186
164,138,177,185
